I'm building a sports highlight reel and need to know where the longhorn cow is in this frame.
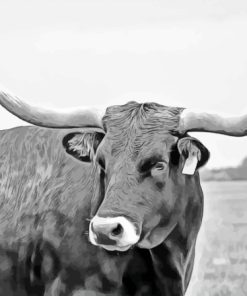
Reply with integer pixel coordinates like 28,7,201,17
0,90,246,295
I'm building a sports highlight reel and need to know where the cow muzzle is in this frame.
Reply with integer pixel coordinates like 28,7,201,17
89,216,140,251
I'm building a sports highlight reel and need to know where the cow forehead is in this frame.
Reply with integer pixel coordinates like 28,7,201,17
100,101,182,157
102,101,183,134
99,130,177,167
135,134,176,160
103,102,184,131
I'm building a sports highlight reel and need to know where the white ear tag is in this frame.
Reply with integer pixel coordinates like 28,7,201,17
182,152,198,175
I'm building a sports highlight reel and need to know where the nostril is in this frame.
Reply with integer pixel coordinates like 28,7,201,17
111,223,123,237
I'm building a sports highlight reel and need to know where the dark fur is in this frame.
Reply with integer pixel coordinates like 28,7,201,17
0,102,209,295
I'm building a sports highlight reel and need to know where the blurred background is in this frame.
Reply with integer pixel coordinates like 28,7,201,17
0,0,247,295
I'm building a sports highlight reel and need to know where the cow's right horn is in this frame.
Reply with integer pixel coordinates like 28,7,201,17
179,109,247,137
0,90,104,128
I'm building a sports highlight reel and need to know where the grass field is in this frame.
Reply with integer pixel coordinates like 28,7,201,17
187,181,247,296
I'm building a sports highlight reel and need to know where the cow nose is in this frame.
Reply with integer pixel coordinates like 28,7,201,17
91,221,124,239
89,216,140,251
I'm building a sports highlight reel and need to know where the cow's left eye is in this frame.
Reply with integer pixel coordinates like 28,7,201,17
150,162,167,178
153,162,166,171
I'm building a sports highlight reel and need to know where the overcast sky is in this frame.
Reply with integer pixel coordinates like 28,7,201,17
0,0,247,168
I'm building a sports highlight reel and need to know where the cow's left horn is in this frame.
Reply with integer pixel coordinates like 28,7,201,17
0,90,104,128
179,109,247,137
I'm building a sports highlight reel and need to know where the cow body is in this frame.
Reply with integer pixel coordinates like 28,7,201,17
0,102,207,295
0,126,131,295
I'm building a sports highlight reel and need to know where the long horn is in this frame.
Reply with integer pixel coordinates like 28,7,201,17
0,90,104,128
179,109,247,136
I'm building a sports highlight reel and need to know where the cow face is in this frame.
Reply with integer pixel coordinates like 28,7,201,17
63,102,209,251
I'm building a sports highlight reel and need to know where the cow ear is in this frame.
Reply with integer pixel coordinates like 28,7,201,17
62,131,105,162
177,137,210,175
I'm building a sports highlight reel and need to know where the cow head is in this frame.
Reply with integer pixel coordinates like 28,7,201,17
62,102,209,251
1,91,246,252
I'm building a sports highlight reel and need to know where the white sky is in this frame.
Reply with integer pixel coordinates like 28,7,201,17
0,0,247,168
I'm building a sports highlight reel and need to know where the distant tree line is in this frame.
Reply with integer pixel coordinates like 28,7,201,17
201,157,247,181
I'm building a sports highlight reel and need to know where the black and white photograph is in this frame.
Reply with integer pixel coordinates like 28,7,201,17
0,1,247,295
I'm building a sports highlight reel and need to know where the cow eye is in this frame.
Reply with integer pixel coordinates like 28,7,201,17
140,157,166,174
150,162,167,181
153,162,166,171
151,162,167,176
